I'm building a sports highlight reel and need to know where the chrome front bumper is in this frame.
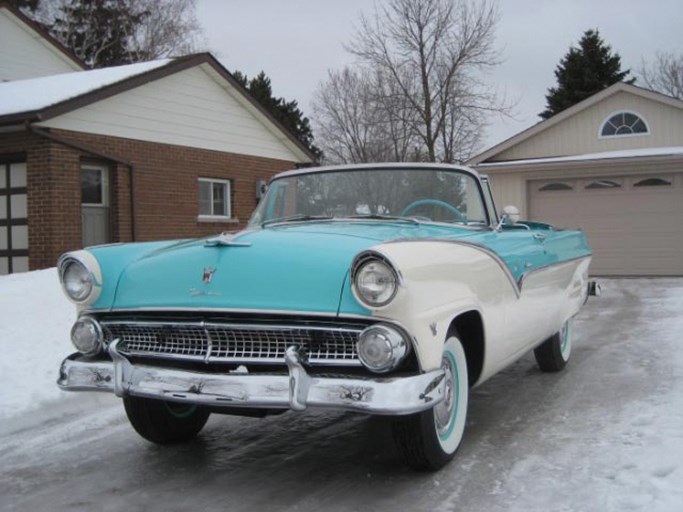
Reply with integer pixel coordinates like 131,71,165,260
57,340,446,415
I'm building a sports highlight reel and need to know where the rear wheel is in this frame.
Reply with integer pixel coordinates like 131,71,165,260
123,396,210,444
534,320,572,372
392,336,469,471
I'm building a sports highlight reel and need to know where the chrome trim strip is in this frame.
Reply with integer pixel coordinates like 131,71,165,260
516,254,592,290
273,162,482,181
57,345,446,416
83,307,373,317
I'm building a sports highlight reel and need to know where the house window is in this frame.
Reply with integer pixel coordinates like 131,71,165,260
600,111,649,137
539,182,573,192
633,177,672,187
585,180,622,190
199,178,231,218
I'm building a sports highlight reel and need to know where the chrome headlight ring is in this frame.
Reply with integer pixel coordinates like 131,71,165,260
351,250,401,308
357,323,410,373
57,251,102,306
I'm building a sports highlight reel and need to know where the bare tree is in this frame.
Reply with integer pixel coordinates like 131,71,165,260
638,52,683,100
341,0,507,163
312,67,421,164
126,0,204,62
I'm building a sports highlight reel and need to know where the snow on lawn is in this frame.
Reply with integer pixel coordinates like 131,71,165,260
0,268,75,419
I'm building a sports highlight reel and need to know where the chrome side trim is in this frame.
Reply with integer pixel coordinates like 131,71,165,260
57,343,446,416
516,255,592,290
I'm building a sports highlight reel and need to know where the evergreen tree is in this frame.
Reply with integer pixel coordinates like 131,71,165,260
5,0,39,13
51,0,145,68
20,0,202,69
234,70,321,160
540,29,633,119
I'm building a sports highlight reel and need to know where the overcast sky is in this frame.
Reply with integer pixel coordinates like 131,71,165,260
195,0,682,152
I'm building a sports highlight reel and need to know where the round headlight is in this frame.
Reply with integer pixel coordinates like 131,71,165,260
61,260,94,302
70,316,103,356
355,259,398,307
357,324,409,373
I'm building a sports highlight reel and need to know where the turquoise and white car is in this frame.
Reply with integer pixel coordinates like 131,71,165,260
57,163,594,470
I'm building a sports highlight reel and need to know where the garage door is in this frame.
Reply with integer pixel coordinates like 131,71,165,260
529,173,683,276
0,161,29,275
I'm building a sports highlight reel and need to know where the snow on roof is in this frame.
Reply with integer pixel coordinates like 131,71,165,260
476,146,683,167
0,58,172,118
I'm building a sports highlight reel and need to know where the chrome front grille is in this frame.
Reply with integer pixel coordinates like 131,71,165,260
102,321,363,366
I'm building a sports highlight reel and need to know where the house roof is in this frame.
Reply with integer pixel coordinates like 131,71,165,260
476,146,683,169
0,2,85,70
0,59,172,117
469,82,683,165
0,52,315,162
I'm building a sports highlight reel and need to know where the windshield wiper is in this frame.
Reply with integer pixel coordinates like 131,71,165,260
261,214,334,227
347,214,420,225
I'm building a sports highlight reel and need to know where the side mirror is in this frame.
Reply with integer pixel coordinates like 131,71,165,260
256,180,268,200
496,205,521,230
501,205,521,224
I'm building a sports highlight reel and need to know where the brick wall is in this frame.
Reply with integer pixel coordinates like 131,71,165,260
0,128,299,270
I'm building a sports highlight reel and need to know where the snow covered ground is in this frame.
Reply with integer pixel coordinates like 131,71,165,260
0,268,74,419
1,270,682,511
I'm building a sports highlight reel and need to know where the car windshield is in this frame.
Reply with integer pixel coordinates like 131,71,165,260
248,168,489,228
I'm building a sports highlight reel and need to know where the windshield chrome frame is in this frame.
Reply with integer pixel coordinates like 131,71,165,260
251,163,496,230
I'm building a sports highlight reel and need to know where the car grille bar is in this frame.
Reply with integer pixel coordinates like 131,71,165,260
101,321,363,366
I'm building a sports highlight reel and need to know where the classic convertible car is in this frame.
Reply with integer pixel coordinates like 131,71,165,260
57,163,594,470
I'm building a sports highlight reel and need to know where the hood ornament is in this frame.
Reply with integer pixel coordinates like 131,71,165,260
202,267,216,284
204,232,252,247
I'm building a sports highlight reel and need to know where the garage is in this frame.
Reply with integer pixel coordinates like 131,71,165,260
528,173,683,276
0,161,29,274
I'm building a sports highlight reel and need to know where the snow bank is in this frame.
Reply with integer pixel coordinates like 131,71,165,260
0,268,75,419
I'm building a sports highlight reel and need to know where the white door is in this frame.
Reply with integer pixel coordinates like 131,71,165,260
529,174,683,276
0,162,29,274
81,165,110,248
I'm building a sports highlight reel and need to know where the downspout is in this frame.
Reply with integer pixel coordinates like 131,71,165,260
28,125,137,241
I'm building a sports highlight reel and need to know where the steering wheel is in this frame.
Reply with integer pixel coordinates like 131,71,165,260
400,199,466,223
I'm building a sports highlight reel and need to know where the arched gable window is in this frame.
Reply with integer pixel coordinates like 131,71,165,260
600,111,649,137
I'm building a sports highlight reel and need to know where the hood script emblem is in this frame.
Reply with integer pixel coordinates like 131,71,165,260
202,267,216,284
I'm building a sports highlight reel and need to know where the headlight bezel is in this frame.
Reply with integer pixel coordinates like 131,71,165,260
70,315,104,357
356,323,410,373
57,251,102,306
351,250,401,308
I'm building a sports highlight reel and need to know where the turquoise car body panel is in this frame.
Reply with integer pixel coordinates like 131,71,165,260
86,221,591,316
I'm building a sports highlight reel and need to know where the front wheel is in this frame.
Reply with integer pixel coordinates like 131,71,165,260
123,396,211,444
392,336,469,471
534,320,572,372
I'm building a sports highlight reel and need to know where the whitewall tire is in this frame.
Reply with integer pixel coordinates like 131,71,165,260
393,336,469,471
534,320,572,372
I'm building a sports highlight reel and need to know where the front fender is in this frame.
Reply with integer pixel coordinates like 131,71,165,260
346,240,514,373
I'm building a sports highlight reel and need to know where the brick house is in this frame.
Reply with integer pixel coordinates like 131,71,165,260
0,6,313,274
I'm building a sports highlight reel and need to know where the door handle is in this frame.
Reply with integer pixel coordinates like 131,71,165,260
533,233,547,242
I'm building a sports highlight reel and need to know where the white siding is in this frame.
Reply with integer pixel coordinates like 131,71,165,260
493,92,683,161
0,9,81,81
38,65,309,162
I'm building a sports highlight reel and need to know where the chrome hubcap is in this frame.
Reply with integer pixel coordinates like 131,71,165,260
435,356,455,436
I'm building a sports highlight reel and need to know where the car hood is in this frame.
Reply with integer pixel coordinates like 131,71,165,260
106,221,472,314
